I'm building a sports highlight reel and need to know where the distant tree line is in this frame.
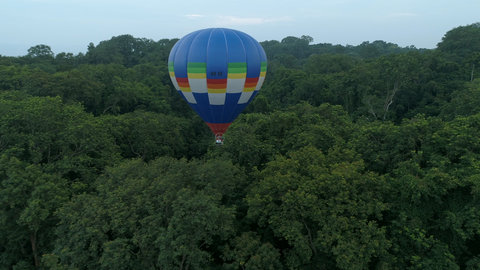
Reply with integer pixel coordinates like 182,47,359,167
0,23,480,269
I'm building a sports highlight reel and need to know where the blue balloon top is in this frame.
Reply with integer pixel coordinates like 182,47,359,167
168,28,267,127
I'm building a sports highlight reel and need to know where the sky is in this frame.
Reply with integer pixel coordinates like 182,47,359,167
1,0,479,56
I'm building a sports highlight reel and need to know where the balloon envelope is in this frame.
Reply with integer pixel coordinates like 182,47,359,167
168,28,267,140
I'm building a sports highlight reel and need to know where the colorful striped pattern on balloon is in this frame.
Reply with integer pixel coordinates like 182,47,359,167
168,28,267,129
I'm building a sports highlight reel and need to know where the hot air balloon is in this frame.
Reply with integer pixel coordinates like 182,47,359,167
168,28,267,144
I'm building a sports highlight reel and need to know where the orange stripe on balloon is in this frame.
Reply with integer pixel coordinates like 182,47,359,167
208,84,228,89
207,78,227,90
244,77,259,88
176,77,190,88
207,78,227,84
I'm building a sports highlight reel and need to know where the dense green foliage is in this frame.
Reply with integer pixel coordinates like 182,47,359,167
1,23,480,269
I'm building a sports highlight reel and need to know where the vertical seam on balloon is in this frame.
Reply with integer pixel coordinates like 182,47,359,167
245,35,261,93
183,32,194,83
220,28,228,124
188,31,206,107
179,33,192,93
187,30,203,96
232,29,248,116
237,33,253,105
255,39,266,91
168,42,178,89
206,28,216,123
230,29,247,121
172,38,183,79
232,30,248,73
172,37,188,95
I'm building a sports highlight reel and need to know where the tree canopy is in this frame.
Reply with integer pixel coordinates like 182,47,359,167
1,23,480,269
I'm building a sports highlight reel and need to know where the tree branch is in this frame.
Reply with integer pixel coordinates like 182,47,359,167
383,81,399,120
471,64,475,82
364,96,378,119
30,231,40,267
303,220,317,256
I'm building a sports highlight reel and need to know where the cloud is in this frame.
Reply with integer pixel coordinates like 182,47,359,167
216,15,292,26
185,14,205,19
181,14,293,26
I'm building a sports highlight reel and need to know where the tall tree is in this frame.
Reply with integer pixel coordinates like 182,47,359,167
0,92,119,268
437,23,480,60
247,146,390,269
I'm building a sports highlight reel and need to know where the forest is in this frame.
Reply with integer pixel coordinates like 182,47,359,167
1,22,480,269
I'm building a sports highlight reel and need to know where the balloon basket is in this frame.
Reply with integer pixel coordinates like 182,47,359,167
206,123,230,145
215,134,224,145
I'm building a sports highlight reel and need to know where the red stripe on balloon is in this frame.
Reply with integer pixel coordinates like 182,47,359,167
176,77,190,87
244,77,259,87
245,77,259,83
207,78,227,89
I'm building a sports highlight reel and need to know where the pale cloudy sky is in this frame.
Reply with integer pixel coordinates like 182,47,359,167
1,0,479,56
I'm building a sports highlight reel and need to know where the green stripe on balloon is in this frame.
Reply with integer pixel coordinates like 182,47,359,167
261,62,267,72
187,62,206,73
228,62,247,73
